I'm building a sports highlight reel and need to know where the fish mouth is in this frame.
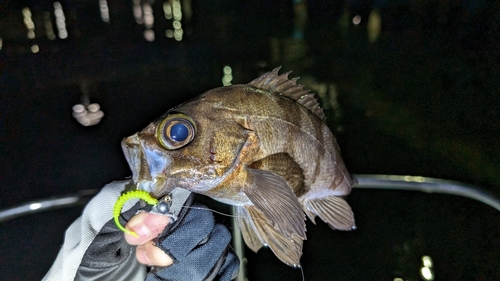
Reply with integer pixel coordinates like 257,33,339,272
121,133,175,195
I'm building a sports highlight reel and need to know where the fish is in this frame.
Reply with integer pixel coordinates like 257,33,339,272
121,67,356,266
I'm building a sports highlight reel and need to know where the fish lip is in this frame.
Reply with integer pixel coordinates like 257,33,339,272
121,134,141,182
121,133,174,194
136,177,168,194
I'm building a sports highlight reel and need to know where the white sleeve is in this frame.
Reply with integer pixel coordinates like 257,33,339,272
42,180,146,281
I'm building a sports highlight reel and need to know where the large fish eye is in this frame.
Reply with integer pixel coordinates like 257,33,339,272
156,114,196,150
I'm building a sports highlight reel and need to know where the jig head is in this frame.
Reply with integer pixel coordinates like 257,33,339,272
113,190,158,238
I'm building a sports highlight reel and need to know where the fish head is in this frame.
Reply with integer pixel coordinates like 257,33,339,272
121,89,249,198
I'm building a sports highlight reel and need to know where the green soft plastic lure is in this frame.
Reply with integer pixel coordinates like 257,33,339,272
113,190,158,238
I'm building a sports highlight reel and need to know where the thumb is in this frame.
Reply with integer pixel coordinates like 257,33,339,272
125,212,171,245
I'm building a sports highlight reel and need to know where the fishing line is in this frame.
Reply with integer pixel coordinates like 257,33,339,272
299,264,305,281
179,205,270,223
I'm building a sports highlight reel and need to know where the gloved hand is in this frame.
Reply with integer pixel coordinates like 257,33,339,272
146,203,240,281
43,181,240,281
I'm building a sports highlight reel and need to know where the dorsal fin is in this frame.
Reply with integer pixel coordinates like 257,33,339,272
248,66,326,121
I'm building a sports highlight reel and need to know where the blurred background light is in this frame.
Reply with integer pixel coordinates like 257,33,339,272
53,2,68,39
367,9,381,43
352,15,361,25
28,30,35,39
420,267,433,280
72,103,104,126
22,7,36,39
174,28,183,41
420,255,434,280
163,0,183,41
143,3,154,28
43,12,56,40
99,0,110,23
173,20,181,29
132,1,164,41
31,44,39,53
172,0,182,20
144,29,155,41
133,0,143,24
422,256,433,267
164,2,173,20
222,65,233,86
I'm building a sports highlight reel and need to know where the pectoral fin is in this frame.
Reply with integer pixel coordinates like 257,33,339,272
246,205,303,266
234,206,264,253
249,153,307,197
244,168,306,239
304,196,356,230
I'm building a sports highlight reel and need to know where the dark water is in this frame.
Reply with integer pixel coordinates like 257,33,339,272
1,0,499,280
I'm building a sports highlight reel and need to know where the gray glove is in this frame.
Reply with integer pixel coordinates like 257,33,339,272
43,181,239,281
75,201,144,281
147,203,240,281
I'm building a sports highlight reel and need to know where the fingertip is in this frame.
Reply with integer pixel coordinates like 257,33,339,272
125,223,151,245
136,245,153,265
124,212,171,245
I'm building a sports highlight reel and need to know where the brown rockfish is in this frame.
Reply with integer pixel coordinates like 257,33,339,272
121,67,355,266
